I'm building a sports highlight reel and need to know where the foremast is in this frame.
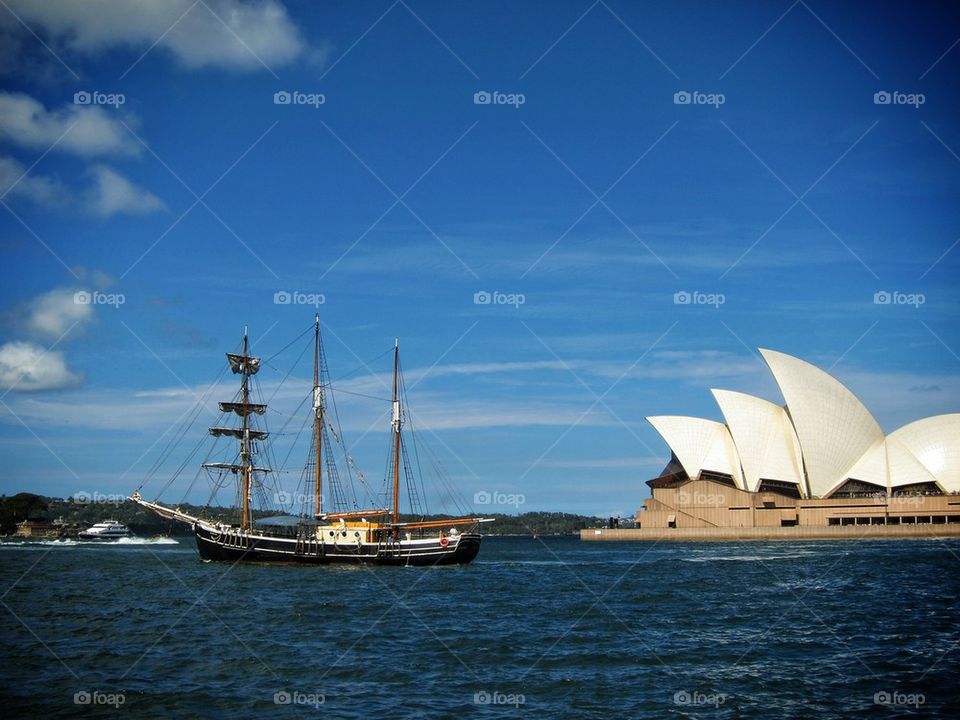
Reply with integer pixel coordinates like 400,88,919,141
205,327,268,531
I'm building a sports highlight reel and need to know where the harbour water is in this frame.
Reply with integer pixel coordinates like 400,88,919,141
1,536,957,717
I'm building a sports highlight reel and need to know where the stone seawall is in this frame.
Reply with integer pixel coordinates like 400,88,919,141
580,524,960,541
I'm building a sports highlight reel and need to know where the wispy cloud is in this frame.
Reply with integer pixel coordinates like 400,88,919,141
321,225,854,281
0,155,164,217
1,0,313,71
541,456,663,469
24,286,92,339
85,164,165,217
0,154,67,206
0,92,139,157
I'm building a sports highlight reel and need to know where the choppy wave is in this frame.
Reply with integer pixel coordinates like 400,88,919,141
0,536,957,717
682,552,819,562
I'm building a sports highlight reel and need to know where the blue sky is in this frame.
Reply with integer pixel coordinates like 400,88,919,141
0,0,958,517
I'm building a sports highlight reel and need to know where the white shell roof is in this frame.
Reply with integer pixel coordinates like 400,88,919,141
888,414,960,492
711,389,806,494
843,438,889,489
648,351,956,498
647,415,745,489
887,438,939,488
759,349,885,498
845,434,945,491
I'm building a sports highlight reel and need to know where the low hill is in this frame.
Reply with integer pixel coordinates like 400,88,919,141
1,494,603,537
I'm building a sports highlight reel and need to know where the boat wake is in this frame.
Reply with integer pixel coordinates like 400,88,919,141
0,536,179,548
115,536,179,545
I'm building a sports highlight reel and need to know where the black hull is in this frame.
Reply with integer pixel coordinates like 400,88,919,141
193,524,481,566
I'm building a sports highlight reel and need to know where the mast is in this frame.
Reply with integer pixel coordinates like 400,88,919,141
240,327,252,530
392,337,401,527
206,326,266,532
313,314,323,518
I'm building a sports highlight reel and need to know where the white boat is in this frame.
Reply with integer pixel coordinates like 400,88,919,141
78,520,132,540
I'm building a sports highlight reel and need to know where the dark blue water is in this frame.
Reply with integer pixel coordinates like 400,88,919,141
1,536,957,718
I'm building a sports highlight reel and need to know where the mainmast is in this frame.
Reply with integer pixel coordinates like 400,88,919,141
205,326,266,532
391,337,401,527
238,328,252,529
313,314,323,518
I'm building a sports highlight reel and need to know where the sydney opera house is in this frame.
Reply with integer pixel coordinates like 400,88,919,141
634,349,960,534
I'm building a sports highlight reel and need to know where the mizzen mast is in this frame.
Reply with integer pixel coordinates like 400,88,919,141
391,337,401,528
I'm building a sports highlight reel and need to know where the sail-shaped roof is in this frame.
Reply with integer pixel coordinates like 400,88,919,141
647,351,956,499
888,414,960,492
844,438,889,488
759,349,884,497
711,389,806,494
646,416,745,489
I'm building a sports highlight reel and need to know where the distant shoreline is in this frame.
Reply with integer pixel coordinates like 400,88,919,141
1,493,606,538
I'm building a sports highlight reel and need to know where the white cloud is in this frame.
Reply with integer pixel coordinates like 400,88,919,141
0,155,163,217
591,350,763,382
0,92,138,157
0,94,163,218
26,287,93,340
0,282,113,392
4,0,309,71
0,154,66,206
0,372,616,434
0,341,80,391
72,266,116,289
542,457,663,469
86,164,164,217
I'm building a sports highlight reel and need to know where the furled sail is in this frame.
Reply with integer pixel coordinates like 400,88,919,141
202,462,272,473
219,401,267,416
208,427,268,440
226,353,260,375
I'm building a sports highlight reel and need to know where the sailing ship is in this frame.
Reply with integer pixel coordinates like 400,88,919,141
131,316,492,565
